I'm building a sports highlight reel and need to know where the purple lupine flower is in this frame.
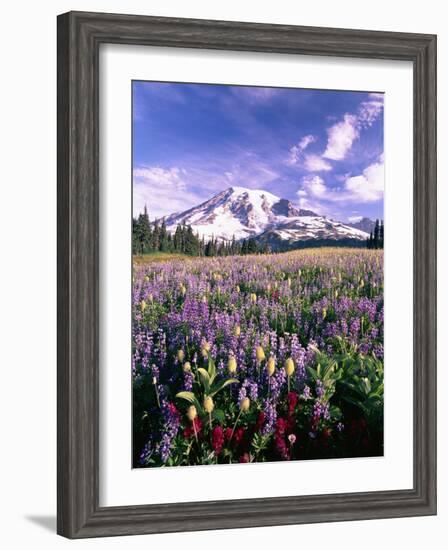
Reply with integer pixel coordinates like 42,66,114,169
312,400,330,423
157,394,180,463
301,385,312,400
316,379,325,398
132,248,383,466
183,370,194,391
261,398,277,436
139,440,154,465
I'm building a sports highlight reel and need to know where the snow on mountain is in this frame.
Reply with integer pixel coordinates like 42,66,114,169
165,186,288,241
255,216,370,249
346,217,376,234
164,186,369,245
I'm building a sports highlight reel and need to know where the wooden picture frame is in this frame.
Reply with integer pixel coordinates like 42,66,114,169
57,11,437,538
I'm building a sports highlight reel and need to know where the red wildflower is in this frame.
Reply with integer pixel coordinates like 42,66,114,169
183,417,203,439
274,434,289,460
276,417,287,435
234,427,245,446
239,453,250,463
212,425,225,455
255,411,266,432
224,427,233,441
274,418,290,459
287,391,299,416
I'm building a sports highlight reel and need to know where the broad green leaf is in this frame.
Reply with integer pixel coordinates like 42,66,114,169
175,391,203,414
209,377,239,397
362,377,372,394
207,355,217,384
197,368,211,393
175,391,196,403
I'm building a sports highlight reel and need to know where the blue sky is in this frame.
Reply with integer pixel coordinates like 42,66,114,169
133,81,384,223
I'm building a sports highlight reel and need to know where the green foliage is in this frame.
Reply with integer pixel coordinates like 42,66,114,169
133,203,269,257
176,354,239,409
367,219,384,249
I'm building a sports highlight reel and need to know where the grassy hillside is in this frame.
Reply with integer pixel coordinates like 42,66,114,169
133,251,188,265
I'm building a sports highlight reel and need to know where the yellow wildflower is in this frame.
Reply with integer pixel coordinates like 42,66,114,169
228,356,237,374
256,346,266,362
284,357,295,377
204,396,214,413
240,397,250,412
183,362,191,373
187,405,197,421
266,357,276,377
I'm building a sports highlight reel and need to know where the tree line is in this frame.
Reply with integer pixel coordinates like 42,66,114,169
366,219,384,249
132,206,269,257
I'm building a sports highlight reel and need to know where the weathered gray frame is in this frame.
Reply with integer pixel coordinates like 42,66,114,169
57,11,437,538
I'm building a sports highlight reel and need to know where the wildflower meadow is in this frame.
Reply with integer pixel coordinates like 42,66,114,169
133,248,384,467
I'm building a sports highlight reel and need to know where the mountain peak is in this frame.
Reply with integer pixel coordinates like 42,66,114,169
164,186,369,244
346,217,375,234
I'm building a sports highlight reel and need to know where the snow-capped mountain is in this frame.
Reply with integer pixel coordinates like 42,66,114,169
164,186,369,245
255,217,369,250
346,217,376,234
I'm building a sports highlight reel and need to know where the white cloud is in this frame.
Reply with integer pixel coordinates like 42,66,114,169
298,134,316,150
297,157,384,206
287,134,317,165
348,215,363,223
303,154,332,172
288,134,333,172
323,114,359,161
301,175,328,198
287,145,299,165
344,160,384,202
133,155,281,219
322,95,384,161
133,166,187,190
357,96,384,129
133,166,200,219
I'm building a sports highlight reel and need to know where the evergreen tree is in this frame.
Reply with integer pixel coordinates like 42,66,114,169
159,219,169,252
184,225,199,255
152,219,160,251
132,218,139,254
230,235,236,255
246,238,258,254
173,225,182,252
135,205,152,253
373,219,380,249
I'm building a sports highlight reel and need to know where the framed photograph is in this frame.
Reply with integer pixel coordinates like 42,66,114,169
57,11,437,538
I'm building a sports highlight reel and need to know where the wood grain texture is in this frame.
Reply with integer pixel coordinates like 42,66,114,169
57,11,437,538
